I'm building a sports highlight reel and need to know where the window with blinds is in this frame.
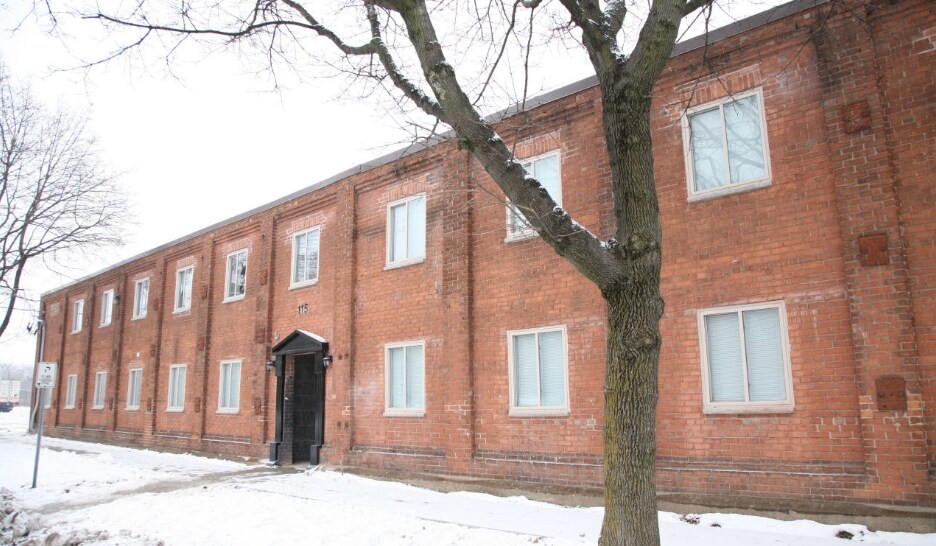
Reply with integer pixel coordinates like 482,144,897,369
698,302,793,413
385,342,425,416
127,368,142,410
291,226,321,287
92,371,107,409
506,151,562,241
508,325,569,416
218,360,242,412
168,365,186,411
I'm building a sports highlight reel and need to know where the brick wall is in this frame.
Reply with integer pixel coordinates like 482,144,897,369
36,0,935,507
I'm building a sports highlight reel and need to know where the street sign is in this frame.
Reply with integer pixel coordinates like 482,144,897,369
35,362,56,388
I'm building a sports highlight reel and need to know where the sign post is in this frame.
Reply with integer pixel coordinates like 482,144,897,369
32,362,56,489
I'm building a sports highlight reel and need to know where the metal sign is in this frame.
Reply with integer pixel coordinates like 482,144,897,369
35,362,56,388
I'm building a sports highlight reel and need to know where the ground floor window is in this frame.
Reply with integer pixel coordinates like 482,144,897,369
92,371,107,409
127,368,142,410
218,360,241,413
168,365,186,411
698,301,793,413
65,374,78,409
508,325,569,416
385,342,425,416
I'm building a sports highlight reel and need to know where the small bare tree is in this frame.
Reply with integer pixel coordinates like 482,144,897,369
53,0,723,543
0,64,127,339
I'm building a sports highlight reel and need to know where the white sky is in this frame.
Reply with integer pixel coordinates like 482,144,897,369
0,0,786,367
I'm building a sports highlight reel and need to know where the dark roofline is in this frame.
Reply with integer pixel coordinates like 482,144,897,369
44,0,827,297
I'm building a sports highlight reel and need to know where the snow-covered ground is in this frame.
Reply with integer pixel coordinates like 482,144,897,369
1,407,933,545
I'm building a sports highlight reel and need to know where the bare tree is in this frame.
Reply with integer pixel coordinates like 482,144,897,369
61,0,718,543
0,64,126,340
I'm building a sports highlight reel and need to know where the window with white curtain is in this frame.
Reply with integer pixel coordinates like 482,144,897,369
224,249,248,301
133,278,149,319
168,365,186,411
100,289,114,326
291,227,321,287
127,368,142,410
698,301,793,413
65,374,78,409
92,371,107,409
71,299,84,333
174,266,194,312
506,151,561,240
386,194,426,267
218,360,241,413
385,342,425,416
684,88,771,201
508,325,569,416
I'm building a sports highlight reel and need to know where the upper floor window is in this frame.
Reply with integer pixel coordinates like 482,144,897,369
508,325,569,416
291,227,321,288
71,300,84,333
174,266,194,313
507,152,561,241
224,249,248,302
92,371,107,410
218,360,242,413
64,374,78,409
127,368,143,410
385,341,425,416
132,278,149,319
100,289,114,327
386,194,426,268
698,301,793,414
684,89,770,201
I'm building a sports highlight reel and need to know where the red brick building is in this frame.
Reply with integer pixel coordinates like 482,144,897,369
35,0,936,506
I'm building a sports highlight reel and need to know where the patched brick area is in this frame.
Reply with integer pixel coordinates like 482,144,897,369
37,0,935,507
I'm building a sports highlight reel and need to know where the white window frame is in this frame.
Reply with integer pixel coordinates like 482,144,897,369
64,374,78,409
507,324,570,417
71,299,84,333
126,368,143,410
217,360,242,413
384,340,426,417
167,364,186,411
290,226,321,289
223,249,248,302
100,289,114,327
92,371,107,410
505,150,562,242
132,278,149,319
697,301,794,414
174,265,194,313
385,193,426,269
682,88,772,202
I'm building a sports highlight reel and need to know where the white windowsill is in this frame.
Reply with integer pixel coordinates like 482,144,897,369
384,256,425,271
131,314,146,321
703,402,794,415
216,408,239,415
64,405,75,410
222,294,246,304
289,279,319,291
504,229,537,243
383,408,425,418
509,407,570,418
172,307,191,315
687,178,771,203
126,406,140,411
166,407,185,413
91,405,104,410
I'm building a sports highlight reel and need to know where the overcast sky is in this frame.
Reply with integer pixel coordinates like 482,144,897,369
0,0,785,368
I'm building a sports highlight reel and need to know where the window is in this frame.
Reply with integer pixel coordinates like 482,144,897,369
218,360,241,413
100,289,114,326
71,299,84,333
291,227,321,288
92,371,107,409
64,375,78,409
127,368,142,410
133,278,149,319
168,365,186,411
386,194,426,267
385,342,425,416
174,266,194,313
507,152,561,240
224,249,248,301
698,301,793,414
684,89,770,201
508,325,569,416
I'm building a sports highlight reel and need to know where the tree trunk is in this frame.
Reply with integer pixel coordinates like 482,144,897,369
600,283,662,546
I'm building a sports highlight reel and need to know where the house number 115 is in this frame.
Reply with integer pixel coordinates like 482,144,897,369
297,303,310,315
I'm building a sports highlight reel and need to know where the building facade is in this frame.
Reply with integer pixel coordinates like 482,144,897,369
36,0,936,507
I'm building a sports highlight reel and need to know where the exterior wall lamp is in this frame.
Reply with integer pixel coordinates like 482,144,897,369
322,354,333,368
265,359,275,372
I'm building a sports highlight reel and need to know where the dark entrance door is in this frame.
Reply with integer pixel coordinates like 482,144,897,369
292,353,325,464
